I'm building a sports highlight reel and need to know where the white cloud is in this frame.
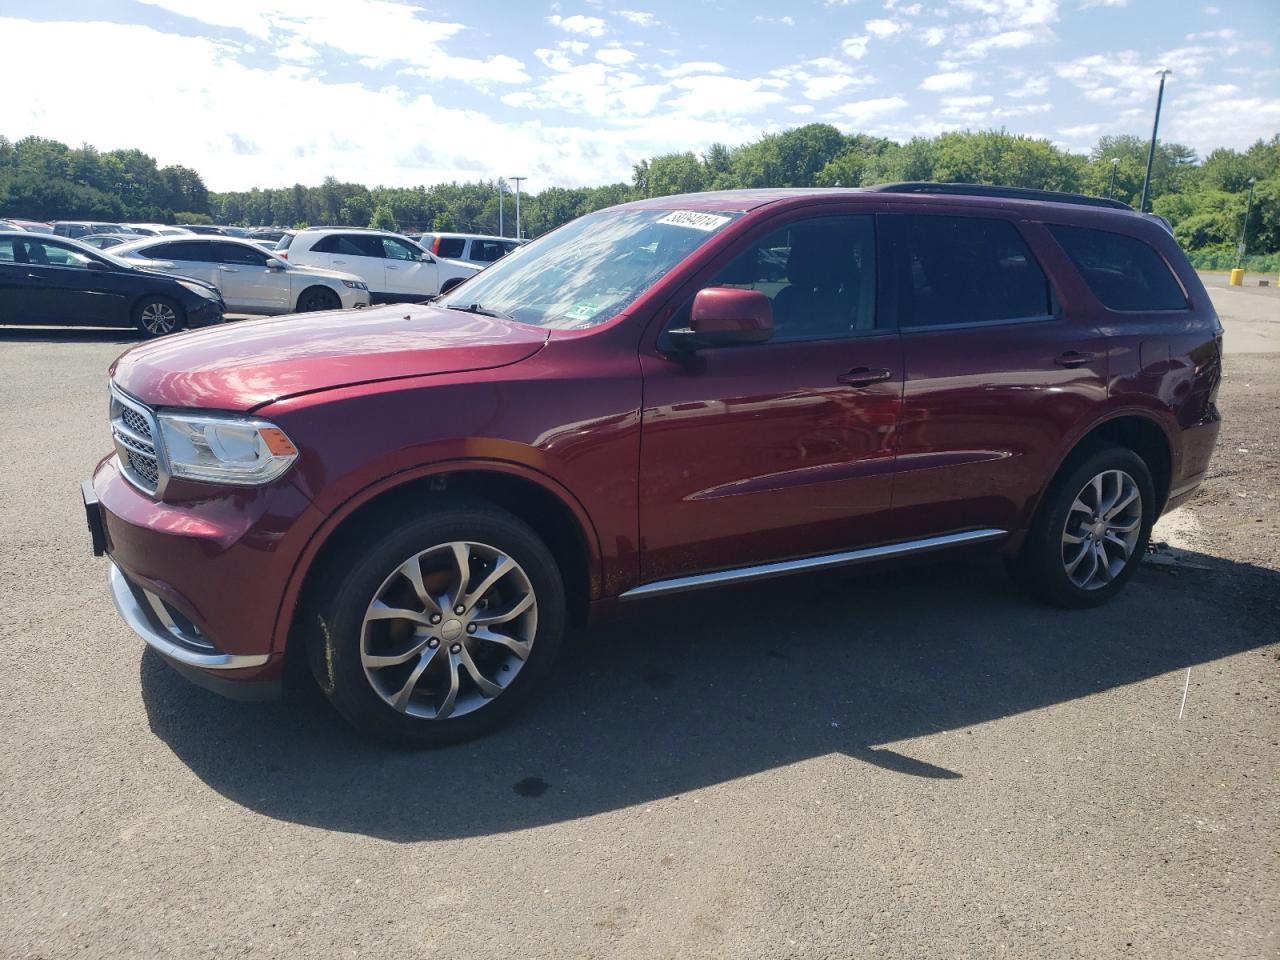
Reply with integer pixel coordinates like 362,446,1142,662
920,70,974,91
547,14,607,37
842,35,870,59
136,0,528,81
1007,73,1050,98
833,95,910,124
941,94,993,108
1079,0,1127,7
920,26,946,46
658,61,727,78
617,9,659,27
865,18,907,38
667,75,787,117
596,46,636,65
790,104,816,114
754,15,796,26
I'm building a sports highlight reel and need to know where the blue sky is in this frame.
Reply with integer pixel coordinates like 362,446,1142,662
1,0,1276,191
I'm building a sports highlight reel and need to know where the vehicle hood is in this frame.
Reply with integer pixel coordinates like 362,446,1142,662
440,257,482,272
286,263,365,284
110,303,548,411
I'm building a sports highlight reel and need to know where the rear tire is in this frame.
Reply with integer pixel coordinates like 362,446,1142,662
1018,444,1155,608
307,498,567,746
296,286,342,313
132,296,185,338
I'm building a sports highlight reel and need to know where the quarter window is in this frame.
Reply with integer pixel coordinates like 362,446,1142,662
1049,224,1187,312
312,234,383,257
707,215,877,342
895,215,1052,328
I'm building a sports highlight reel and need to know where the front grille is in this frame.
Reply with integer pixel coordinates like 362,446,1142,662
110,386,164,495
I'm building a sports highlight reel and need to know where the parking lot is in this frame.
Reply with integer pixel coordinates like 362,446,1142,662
1,281,1276,959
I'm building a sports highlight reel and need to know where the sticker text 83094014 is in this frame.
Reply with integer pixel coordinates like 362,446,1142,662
657,211,733,232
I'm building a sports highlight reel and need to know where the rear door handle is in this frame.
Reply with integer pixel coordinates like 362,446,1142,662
219,266,238,272
1054,350,1096,367
837,367,894,388
332,259,347,265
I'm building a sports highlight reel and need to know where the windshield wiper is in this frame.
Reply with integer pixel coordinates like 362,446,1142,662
446,302,515,322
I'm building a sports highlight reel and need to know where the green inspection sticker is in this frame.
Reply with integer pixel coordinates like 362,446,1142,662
564,301,600,320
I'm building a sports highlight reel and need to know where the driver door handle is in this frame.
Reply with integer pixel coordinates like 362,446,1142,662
1054,350,1096,367
219,266,238,272
837,367,893,388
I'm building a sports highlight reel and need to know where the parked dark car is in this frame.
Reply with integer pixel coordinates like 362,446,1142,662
81,234,137,250
52,221,136,239
0,232,224,336
87,184,1222,745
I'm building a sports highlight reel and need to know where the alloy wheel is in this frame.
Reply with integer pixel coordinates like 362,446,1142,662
1061,469,1143,591
139,302,177,335
359,541,537,720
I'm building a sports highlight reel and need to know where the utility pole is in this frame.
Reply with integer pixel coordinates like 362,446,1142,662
509,176,526,239
498,178,505,238
1236,176,1258,268
1107,158,1119,200
1139,69,1172,213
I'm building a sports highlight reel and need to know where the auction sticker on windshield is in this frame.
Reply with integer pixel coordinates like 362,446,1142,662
657,211,733,232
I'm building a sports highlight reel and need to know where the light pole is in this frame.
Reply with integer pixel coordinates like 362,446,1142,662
1139,68,1171,213
1236,176,1258,268
1107,157,1119,200
509,176,526,239
498,178,506,238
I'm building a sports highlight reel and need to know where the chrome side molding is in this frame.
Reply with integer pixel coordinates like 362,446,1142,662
619,528,1007,600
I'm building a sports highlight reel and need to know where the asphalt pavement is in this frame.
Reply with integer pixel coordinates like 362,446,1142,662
0,287,1276,959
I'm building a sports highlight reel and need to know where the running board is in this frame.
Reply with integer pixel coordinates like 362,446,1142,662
619,529,1007,601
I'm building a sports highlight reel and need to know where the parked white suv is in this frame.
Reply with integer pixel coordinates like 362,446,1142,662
112,236,370,314
275,228,479,303
409,232,526,266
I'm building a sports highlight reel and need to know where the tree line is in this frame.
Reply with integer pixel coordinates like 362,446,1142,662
2,126,1277,265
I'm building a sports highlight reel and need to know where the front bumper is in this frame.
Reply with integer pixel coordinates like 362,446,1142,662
108,561,280,700
91,453,324,699
187,297,225,328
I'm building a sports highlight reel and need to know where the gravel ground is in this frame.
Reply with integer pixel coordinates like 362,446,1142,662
0,286,1276,960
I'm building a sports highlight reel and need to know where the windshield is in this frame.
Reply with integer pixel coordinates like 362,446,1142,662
437,207,740,329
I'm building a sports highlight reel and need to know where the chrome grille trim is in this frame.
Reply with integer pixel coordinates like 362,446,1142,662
109,384,168,497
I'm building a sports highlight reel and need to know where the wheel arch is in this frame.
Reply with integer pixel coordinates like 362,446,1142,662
439,276,465,295
1037,411,1175,524
295,283,342,310
274,459,603,661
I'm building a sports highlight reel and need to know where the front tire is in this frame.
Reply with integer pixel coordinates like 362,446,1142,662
1019,445,1156,608
307,499,567,746
133,296,185,338
296,285,342,313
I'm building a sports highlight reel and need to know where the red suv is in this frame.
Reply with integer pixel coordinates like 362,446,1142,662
85,184,1223,745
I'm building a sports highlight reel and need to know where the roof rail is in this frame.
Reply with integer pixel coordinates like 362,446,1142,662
866,181,1133,211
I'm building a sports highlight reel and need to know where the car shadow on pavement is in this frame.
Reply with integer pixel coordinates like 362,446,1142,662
0,326,138,344
141,552,1278,842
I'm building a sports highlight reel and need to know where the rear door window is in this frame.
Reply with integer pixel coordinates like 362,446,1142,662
889,215,1053,328
1049,224,1187,311
435,237,466,259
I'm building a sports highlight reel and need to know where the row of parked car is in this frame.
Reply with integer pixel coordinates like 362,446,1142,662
0,219,527,336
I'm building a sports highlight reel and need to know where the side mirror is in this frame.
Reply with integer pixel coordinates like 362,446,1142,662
668,287,774,350
265,258,286,270
86,259,111,271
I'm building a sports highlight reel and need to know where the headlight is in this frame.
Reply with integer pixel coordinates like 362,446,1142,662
156,412,298,486
178,279,219,299
341,279,368,290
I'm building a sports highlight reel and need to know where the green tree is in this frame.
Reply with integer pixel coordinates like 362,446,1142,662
369,203,398,231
